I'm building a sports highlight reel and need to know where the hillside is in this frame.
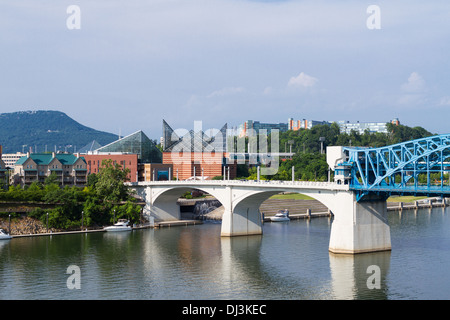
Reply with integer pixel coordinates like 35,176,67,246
0,110,118,153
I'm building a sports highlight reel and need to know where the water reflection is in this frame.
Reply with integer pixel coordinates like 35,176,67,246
2,207,450,299
329,251,390,299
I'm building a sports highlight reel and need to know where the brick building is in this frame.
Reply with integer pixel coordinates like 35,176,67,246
83,153,139,182
161,120,236,181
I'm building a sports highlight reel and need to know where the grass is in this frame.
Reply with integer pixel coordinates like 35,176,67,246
387,196,429,203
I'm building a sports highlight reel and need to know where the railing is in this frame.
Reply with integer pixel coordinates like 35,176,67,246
351,184,450,195
128,179,349,190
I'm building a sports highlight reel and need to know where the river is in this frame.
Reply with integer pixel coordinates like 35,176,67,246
1,206,450,300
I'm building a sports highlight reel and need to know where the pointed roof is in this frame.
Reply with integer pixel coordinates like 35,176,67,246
162,120,179,151
162,121,228,152
78,140,102,153
95,130,162,163
16,153,86,166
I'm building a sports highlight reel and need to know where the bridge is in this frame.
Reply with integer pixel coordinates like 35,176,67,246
129,134,450,255
330,134,450,198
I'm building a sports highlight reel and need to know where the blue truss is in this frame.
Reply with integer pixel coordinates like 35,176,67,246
342,134,450,199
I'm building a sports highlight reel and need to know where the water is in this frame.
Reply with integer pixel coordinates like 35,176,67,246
1,207,450,300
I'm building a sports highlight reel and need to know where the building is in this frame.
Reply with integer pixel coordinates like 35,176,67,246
288,118,331,130
239,120,289,137
1,152,26,168
82,130,164,182
77,140,102,154
83,153,139,182
95,130,162,163
138,163,174,181
13,152,87,187
0,146,7,184
162,120,236,180
337,118,400,134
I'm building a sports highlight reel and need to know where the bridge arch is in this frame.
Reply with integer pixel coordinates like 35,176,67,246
144,185,230,222
130,181,391,254
222,186,346,238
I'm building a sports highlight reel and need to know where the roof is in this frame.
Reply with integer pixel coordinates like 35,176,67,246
162,120,228,152
94,130,162,163
15,153,86,166
78,140,103,153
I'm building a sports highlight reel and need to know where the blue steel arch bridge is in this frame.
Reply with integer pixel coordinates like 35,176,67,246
333,134,450,201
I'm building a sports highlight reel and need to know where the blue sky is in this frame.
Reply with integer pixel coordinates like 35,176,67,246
1,0,450,139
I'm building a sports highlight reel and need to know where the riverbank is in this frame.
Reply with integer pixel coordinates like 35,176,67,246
0,215,202,238
2,197,446,238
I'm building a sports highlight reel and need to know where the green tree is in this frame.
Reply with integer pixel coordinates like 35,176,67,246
44,172,59,186
95,159,130,202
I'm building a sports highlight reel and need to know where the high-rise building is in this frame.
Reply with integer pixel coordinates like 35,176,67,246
337,118,400,134
239,120,288,137
288,118,331,130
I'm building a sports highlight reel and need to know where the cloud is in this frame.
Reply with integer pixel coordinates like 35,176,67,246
263,86,273,95
439,96,450,105
207,86,245,98
401,72,425,93
287,72,318,88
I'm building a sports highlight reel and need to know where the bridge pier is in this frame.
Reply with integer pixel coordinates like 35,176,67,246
221,207,263,237
328,193,391,254
220,190,278,237
130,182,392,254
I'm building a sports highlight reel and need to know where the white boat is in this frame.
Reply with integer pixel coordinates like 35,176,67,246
270,209,290,222
104,219,132,232
0,228,12,240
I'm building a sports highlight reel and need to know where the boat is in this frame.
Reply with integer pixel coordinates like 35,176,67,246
0,229,12,240
104,219,132,232
270,209,290,222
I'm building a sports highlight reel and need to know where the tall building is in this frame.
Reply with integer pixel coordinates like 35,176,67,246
239,120,288,137
13,152,87,187
337,118,400,134
288,118,331,130
162,120,236,180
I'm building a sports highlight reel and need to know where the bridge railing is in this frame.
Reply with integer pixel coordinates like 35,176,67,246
128,179,348,190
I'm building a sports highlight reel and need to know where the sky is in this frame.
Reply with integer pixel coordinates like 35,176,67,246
1,0,450,140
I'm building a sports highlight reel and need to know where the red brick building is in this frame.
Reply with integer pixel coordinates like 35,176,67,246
162,120,236,181
162,151,236,181
83,153,139,182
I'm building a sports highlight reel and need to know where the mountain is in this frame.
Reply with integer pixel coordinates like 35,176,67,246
0,110,118,153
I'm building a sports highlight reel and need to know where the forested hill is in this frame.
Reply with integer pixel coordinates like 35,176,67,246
0,110,118,153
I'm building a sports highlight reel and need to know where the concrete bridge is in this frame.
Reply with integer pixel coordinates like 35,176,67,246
129,179,391,255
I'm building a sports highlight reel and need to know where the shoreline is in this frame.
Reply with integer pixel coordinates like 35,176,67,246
2,197,447,239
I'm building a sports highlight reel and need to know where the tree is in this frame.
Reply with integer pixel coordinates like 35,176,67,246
95,159,130,202
44,172,59,186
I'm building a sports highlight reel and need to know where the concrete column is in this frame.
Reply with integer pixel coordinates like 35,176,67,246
220,186,263,237
328,192,391,254
221,206,263,237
